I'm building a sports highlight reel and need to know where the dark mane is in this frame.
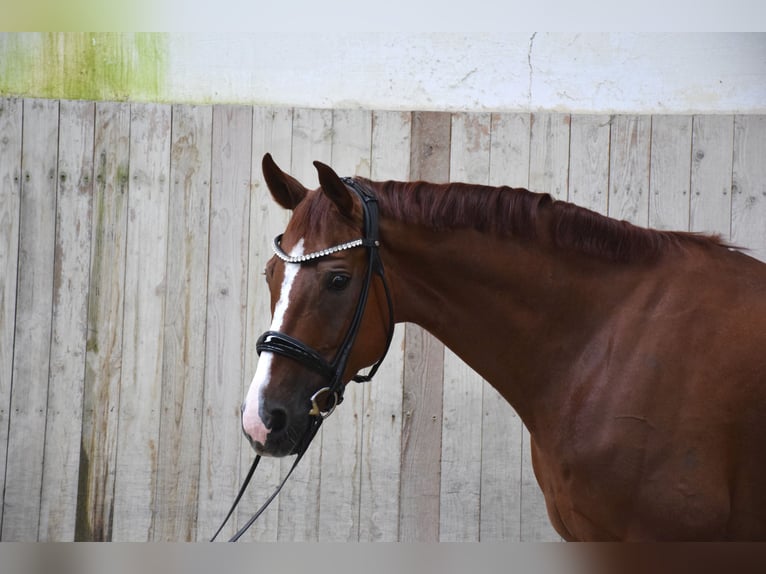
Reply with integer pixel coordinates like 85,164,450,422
357,178,729,263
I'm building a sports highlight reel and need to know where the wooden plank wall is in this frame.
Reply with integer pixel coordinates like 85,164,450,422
0,98,764,541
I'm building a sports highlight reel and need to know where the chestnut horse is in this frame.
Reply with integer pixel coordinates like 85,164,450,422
241,154,766,541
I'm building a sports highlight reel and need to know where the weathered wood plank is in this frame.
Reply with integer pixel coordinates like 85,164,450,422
317,108,373,542
399,111,450,542
154,104,212,541
275,107,333,542
529,112,570,200
732,115,766,262
569,114,611,214
2,99,59,541
111,103,172,541
0,98,22,530
77,101,131,541
197,105,253,541
690,115,734,238
489,112,531,189
609,115,652,226
358,110,411,542
480,112,531,542
238,106,294,542
523,111,570,542
439,112,490,542
650,115,693,231
39,100,95,541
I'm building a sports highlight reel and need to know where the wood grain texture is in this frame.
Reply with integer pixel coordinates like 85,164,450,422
111,103,172,541
609,115,651,226
690,115,734,238
650,115,693,231
529,112,570,201
489,112,530,189
2,99,59,541
0,98,22,529
39,100,95,541
155,104,212,541
568,114,611,214
732,115,766,262
77,102,131,541
197,105,253,541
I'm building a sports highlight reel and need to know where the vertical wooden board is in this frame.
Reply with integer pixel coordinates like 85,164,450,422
275,107,333,542
111,103,172,541
518,310,562,536
77,102,131,541
489,112,531,188
0,98,22,525
439,112,490,542
197,105,253,541
732,115,766,261
523,111,570,542
529,112,570,200
2,98,59,541
480,112,530,542
449,112,491,183
400,325,445,542
608,115,652,226
649,116,693,231
399,111,450,542
568,115,611,214
39,100,95,541
690,115,734,238
238,107,293,542
317,108,372,542
154,105,212,541
358,110,410,542
481,384,524,542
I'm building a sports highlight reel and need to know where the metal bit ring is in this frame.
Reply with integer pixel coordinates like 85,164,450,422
308,387,339,419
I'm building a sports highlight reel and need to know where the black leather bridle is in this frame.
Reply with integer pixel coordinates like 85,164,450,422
211,177,395,542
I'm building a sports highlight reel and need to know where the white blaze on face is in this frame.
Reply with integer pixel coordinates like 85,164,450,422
242,238,304,446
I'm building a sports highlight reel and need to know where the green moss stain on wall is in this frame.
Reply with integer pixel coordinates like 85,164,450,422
0,33,168,101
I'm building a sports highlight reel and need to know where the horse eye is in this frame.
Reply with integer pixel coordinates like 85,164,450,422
328,273,351,291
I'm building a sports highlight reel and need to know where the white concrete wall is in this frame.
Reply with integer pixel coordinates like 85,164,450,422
166,33,766,113
2,33,765,113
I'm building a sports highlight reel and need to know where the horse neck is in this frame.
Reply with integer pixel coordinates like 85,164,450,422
379,216,652,431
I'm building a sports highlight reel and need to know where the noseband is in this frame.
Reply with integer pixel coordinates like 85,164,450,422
211,177,395,542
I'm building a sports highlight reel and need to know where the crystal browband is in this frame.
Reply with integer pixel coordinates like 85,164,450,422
272,234,378,264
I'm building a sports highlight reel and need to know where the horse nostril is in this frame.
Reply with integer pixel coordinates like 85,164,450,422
268,407,287,434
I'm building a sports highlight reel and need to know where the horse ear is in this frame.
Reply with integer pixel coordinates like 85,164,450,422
262,153,307,210
314,161,354,218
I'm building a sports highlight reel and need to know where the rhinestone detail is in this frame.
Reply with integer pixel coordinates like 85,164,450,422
273,236,373,264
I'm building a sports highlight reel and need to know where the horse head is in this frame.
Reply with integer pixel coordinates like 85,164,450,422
241,154,393,457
